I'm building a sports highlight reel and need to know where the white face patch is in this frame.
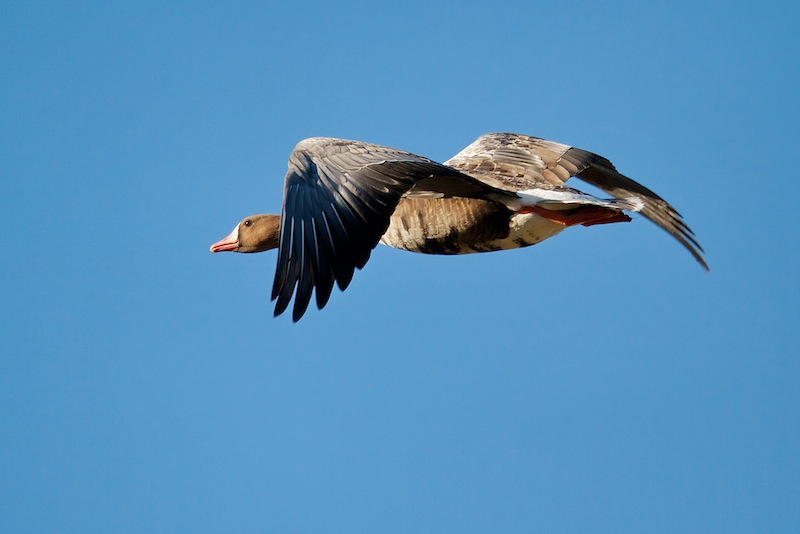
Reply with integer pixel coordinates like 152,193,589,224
230,224,240,241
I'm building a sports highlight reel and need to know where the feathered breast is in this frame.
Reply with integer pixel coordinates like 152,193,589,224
380,197,513,254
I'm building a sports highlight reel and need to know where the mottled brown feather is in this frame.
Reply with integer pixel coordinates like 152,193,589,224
382,197,511,254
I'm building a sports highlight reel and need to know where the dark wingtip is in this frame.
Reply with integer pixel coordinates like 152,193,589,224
695,251,710,272
291,284,313,322
273,289,292,318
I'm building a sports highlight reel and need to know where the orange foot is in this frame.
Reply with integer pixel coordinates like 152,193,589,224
520,205,632,227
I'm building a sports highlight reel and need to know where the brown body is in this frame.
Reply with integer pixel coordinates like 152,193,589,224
381,197,565,254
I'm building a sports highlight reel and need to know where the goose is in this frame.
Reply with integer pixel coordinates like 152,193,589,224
211,133,707,321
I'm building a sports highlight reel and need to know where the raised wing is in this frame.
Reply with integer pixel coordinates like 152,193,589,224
446,133,707,270
272,137,498,321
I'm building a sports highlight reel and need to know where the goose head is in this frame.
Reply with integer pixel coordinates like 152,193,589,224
210,214,281,253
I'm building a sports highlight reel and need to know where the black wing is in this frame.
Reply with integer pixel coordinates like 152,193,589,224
271,137,496,321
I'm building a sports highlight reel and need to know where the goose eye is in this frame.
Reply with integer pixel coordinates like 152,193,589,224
244,220,252,227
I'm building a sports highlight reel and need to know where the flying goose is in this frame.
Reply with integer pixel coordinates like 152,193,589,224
211,133,707,321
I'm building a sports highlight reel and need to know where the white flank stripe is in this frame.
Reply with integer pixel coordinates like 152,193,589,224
500,189,644,212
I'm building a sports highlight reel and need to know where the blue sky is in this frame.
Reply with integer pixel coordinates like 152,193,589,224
2,1,798,532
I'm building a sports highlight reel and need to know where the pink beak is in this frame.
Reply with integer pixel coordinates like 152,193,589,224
210,226,239,253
